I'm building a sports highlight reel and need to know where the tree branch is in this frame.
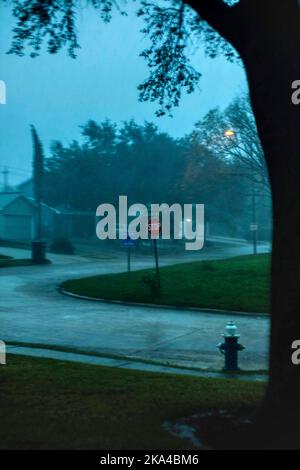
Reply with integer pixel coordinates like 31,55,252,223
183,0,239,43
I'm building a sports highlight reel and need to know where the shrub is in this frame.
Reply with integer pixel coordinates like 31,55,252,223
201,261,214,271
141,272,159,295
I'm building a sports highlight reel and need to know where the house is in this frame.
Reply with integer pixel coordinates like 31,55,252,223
17,178,34,198
15,178,97,239
0,192,37,240
0,190,62,240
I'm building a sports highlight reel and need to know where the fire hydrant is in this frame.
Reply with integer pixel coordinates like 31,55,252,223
218,321,245,371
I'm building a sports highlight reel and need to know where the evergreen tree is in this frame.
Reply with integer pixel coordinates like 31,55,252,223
31,125,44,239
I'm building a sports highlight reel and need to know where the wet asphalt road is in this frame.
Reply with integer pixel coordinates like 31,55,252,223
1,245,270,371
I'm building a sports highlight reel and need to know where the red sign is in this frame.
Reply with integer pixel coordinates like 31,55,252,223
148,218,161,236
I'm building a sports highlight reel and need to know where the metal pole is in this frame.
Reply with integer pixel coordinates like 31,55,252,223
127,246,131,274
251,179,257,255
153,239,160,289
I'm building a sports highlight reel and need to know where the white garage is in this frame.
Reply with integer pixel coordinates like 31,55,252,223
0,192,37,240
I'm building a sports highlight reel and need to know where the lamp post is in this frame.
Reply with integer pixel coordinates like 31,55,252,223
224,128,261,255
251,178,258,255
224,129,235,138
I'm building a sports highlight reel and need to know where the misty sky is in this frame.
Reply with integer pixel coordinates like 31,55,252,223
0,3,248,185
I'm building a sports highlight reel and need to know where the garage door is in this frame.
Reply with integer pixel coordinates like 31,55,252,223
4,215,33,240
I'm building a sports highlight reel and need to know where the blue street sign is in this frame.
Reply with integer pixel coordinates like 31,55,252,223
121,235,137,247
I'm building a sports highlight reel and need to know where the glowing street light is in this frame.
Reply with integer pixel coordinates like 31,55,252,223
224,129,235,138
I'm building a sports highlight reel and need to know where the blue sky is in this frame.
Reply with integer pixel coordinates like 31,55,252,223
0,3,248,185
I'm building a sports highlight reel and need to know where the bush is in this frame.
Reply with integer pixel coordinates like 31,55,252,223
201,261,214,271
141,272,159,295
50,238,75,255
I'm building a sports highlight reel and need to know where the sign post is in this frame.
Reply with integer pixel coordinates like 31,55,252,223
127,245,131,273
153,238,160,289
249,223,258,255
121,235,137,274
148,218,161,290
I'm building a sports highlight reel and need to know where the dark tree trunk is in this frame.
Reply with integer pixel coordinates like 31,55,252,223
235,4,300,449
191,0,300,448
247,66,300,449
245,72,300,449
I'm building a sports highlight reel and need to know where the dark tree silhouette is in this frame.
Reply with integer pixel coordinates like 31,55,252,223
194,96,270,192
31,125,44,239
6,0,300,448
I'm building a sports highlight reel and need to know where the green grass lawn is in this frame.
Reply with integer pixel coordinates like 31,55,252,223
0,355,265,450
62,254,270,313
0,253,12,260
0,255,33,268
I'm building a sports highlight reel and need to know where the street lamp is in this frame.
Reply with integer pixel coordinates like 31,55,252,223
250,172,263,255
224,128,259,255
250,178,258,255
224,129,235,138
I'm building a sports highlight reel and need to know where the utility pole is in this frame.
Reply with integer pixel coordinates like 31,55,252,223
2,167,9,190
251,178,258,255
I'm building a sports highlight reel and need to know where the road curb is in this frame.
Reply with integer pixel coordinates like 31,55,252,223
60,288,269,317
7,344,268,382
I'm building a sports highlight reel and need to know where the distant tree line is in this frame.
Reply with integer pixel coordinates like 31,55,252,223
42,97,271,239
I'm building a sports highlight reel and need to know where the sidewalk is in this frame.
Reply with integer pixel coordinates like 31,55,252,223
7,344,267,382
1,245,270,373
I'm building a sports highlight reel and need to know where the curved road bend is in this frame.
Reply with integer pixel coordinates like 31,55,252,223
1,246,270,372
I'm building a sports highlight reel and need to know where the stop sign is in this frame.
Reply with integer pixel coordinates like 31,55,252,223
148,218,161,236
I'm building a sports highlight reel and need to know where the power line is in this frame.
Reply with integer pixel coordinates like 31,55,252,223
2,165,31,175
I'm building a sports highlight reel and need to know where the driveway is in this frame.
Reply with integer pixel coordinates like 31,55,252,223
0,245,270,372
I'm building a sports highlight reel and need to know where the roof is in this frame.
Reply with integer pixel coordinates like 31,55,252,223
0,185,16,192
17,178,33,190
27,197,60,214
0,191,36,210
0,192,20,209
